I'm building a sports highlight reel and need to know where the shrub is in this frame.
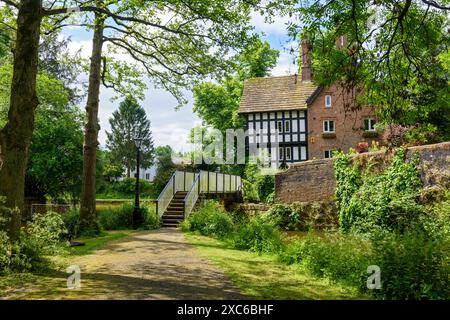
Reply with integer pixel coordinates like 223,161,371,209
243,163,276,204
280,233,372,291
1,211,68,274
98,204,160,230
181,201,234,239
335,148,424,234
63,208,81,237
231,217,284,254
370,229,450,300
265,202,339,231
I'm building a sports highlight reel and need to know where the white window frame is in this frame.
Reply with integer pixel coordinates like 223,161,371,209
277,120,283,133
279,147,284,160
325,95,332,108
364,118,376,132
323,120,335,133
285,147,292,161
324,150,334,159
284,120,291,133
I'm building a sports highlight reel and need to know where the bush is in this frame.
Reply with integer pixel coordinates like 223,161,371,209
63,208,81,237
181,201,234,239
335,148,424,234
370,229,450,300
231,217,284,254
1,211,68,274
265,202,339,231
98,204,161,231
243,163,276,204
280,233,372,291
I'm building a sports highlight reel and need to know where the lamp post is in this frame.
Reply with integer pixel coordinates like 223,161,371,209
133,137,145,229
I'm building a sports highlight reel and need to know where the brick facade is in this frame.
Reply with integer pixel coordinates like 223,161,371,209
307,84,380,160
275,142,450,204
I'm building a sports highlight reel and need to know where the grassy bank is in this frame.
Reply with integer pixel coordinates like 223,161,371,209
186,234,367,300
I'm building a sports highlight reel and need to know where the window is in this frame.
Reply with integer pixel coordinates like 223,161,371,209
285,147,292,161
324,150,334,159
146,173,150,180
279,147,284,160
364,118,376,132
277,120,283,133
284,120,291,133
325,95,332,108
323,120,335,133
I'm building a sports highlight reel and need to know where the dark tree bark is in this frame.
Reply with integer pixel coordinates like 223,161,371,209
0,0,42,239
79,8,105,231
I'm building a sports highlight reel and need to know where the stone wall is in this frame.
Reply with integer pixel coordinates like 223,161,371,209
275,142,450,204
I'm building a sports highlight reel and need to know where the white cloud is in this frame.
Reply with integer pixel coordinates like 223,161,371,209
250,11,292,35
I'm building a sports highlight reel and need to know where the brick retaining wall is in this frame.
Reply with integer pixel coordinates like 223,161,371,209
275,142,450,204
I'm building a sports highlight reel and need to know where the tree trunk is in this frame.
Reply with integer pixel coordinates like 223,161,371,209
0,0,42,239
127,163,131,178
79,9,105,231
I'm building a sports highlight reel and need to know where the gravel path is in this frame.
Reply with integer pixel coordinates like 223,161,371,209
62,229,244,300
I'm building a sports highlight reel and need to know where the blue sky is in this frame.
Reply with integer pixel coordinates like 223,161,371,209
62,12,298,153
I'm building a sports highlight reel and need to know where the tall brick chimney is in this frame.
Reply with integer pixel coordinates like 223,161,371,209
300,39,312,82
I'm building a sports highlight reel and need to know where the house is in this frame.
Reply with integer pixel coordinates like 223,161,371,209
239,37,380,168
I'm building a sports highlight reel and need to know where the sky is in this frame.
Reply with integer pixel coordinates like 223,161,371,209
62,12,299,153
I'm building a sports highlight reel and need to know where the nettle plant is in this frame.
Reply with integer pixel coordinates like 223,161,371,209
334,148,423,234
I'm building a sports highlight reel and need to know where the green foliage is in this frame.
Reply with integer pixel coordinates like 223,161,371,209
106,96,155,176
280,233,372,291
265,201,339,231
335,148,424,233
0,64,84,202
62,208,81,238
370,229,450,300
98,204,161,231
231,217,284,254
181,201,234,239
97,178,158,199
153,145,177,192
1,211,68,274
192,39,279,132
294,1,450,140
243,163,275,204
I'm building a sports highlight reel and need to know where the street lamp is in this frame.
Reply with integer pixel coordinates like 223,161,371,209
133,137,145,229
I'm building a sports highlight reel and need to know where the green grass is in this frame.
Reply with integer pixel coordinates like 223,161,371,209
186,233,369,300
67,231,133,256
0,231,133,299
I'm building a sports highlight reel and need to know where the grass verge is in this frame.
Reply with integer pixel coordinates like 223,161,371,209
185,233,369,300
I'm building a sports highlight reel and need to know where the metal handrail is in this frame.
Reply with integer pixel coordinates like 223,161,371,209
183,173,200,219
156,172,176,217
156,170,243,218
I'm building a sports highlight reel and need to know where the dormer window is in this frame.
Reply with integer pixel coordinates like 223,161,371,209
325,95,332,108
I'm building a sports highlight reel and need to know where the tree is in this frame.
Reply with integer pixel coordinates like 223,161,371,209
153,145,176,192
193,39,279,132
106,97,155,178
290,0,450,141
0,0,290,237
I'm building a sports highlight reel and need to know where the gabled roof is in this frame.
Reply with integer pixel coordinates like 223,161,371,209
238,75,318,114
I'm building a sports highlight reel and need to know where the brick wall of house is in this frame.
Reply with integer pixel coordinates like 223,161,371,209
307,84,380,160
275,142,450,204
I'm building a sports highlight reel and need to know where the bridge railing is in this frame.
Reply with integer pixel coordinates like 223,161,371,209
157,170,243,218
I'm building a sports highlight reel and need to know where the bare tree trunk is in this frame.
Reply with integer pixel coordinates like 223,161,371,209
127,163,131,178
79,9,105,231
0,0,42,239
